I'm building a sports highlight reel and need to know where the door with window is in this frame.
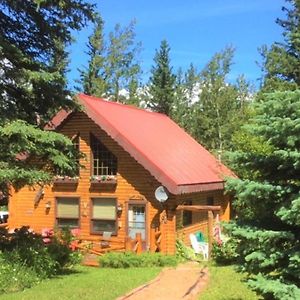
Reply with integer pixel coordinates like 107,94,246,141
128,203,147,248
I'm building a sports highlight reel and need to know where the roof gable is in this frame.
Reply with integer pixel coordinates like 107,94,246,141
51,93,235,194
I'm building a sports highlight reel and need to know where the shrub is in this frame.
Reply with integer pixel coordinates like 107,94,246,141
0,226,82,294
99,252,178,268
176,239,199,262
0,254,40,294
212,238,239,265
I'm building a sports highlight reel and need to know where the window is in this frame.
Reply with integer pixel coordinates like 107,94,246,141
91,198,117,234
56,197,79,228
90,134,117,176
207,197,214,206
182,200,193,227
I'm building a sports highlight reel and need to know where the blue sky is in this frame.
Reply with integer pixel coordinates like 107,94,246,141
69,0,287,90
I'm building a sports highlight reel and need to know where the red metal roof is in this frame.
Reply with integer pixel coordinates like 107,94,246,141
52,93,235,194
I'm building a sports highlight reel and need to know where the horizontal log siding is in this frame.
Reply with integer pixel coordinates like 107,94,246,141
9,112,169,251
8,112,230,255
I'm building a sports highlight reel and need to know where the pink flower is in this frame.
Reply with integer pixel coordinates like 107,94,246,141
71,228,81,237
43,237,51,244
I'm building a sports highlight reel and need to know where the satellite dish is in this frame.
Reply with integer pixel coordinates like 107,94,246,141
155,186,169,203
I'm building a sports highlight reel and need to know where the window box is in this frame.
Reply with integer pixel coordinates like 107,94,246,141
90,175,117,186
54,176,79,185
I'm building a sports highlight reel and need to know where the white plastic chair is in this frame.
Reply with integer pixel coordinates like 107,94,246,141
189,233,209,260
100,231,112,248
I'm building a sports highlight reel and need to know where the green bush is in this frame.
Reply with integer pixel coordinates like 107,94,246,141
176,239,199,262
212,238,239,265
99,252,178,268
0,254,40,294
0,227,82,294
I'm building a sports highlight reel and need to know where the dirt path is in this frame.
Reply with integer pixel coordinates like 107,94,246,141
117,262,209,300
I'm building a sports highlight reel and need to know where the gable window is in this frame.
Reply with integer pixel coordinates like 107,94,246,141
90,134,117,176
182,200,193,227
91,198,117,234
56,197,79,228
207,196,214,206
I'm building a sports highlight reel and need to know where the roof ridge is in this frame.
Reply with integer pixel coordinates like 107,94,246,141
78,93,169,118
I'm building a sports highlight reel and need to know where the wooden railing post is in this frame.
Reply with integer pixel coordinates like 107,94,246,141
150,227,156,252
135,233,143,254
125,237,132,251
208,210,213,260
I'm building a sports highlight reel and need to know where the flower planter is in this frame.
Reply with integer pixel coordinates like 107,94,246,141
54,177,79,184
90,179,117,186
90,176,117,188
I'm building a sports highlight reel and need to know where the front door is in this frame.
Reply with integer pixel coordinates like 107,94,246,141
128,204,146,247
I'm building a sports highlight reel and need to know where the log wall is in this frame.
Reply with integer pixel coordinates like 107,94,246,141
8,112,230,254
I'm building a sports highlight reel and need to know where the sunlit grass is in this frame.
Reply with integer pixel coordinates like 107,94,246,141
200,265,262,300
0,266,161,300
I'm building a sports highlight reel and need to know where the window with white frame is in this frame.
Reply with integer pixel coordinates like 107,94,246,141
90,134,117,176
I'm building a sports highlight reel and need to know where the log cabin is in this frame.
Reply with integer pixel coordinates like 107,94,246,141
8,94,234,254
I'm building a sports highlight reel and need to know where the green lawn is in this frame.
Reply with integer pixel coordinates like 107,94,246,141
200,265,262,300
0,266,161,300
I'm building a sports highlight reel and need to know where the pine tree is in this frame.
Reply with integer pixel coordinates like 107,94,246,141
148,40,176,115
78,19,141,104
0,1,93,191
106,21,141,103
260,0,300,91
171,65,198,131
0,0,95,125
78,15,107,97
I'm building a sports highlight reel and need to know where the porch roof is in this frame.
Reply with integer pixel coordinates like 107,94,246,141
49,94,235,195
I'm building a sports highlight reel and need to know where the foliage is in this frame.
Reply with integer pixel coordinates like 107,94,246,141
78,17,141,104
78,14,107,98
0,226,81,294
171,64,198,131
212,238,239,265
0,266,161,300
147,39,176,115
260,0,300,91
175,239,198,262
0,120,80,194
0,255,40,294
191,47,252,153
200,265,261,300
0,0,95,125
99,251,177,268
226,90,300,299
0,227,79,275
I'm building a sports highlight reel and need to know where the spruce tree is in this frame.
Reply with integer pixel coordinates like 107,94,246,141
0,1,93,192
260,0,300,91
148,40,176,115
227,91,300,299
171,65,198,131
226,3,300,298
0,0,95,125
78,15,107,97
78,19,141,104
106,21,141,103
